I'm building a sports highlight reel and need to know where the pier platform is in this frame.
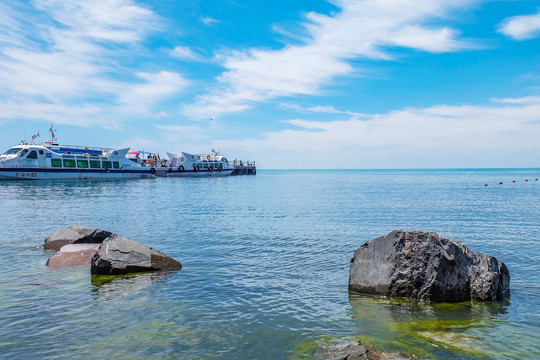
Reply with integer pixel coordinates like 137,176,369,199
232,161,256,175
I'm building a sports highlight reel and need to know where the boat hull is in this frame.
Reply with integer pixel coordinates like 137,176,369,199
155,168,234,177
0,167,154,180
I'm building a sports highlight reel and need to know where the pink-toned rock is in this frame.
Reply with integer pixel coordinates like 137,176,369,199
47,243,101,270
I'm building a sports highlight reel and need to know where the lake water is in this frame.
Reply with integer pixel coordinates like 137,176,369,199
1,169,539,359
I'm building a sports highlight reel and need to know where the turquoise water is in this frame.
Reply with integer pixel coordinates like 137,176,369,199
1,169,539,359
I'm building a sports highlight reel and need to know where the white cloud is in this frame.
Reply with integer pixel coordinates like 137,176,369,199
117,71,188,111
491,96,540,104
0,0,185,126
201,17,218,26
171,46,199,60
498,10,540,40
183,0,477,119
215,96,540,169
281,103,369,117
0,101,116,128
35,0,157,43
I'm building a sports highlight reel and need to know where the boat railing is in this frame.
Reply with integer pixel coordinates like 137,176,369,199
45,144,113,151
136,158,169,168
194,154,221,161
232,160,256,167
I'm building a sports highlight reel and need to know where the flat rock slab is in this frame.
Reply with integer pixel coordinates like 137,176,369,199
44,224,113,251
91,235,181,275
47,243,101,270
314,341,409,360
349,230,510,302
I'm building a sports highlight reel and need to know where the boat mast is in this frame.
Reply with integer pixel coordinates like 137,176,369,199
49,124,58,145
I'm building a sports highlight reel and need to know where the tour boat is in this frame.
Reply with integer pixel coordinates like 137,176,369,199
0,128,155,181
158,151,235,177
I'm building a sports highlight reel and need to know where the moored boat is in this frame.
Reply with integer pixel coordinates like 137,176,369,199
157,151,235,177
0,128,154,181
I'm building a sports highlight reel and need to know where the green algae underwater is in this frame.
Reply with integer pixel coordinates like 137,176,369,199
288,294,526,359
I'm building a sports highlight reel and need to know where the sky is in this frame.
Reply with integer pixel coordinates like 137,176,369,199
0,0,539,169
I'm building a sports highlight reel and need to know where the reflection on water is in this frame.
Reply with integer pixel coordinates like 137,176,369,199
348,294,511,359
91,272,171,299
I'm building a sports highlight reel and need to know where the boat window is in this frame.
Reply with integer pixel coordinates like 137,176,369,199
77,160,89,168
197,163,202,169
39,150,44,155
113,161,120,169
90,160,101,169
203,163,208,168
63,159,76,168
51,159,62,167
3,148,21,155
18,149,28,157
102,161,112,169
27,151,38,159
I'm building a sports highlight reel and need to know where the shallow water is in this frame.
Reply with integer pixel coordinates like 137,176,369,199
1,169,539,359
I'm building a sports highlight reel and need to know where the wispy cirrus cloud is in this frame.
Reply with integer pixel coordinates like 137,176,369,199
0,0,187,126
183,0,478,119
171,46,200,60
498,9,540,40
281,103,369,117
201,17,219,26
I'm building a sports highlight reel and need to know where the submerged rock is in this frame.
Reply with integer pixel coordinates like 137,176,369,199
349,230,510,302
47,243,101,270
43,224,113,251
313,341,409,360
90,235,181,275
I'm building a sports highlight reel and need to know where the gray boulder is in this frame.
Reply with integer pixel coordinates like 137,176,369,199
349,230,510,302
314,341,409,360
91,235,181,275
44,225,113,251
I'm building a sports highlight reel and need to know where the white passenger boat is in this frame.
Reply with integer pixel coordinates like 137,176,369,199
158,151,235,177
0,128,155,181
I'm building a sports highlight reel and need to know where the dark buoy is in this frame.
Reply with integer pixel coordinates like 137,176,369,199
485,184,488,186
513,180,515,183
499,182,503,184
525,179,528,182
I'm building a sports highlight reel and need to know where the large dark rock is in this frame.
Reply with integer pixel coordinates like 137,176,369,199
349,230,510,302
91,235,181,275
44,225,113,251
314,341,409,360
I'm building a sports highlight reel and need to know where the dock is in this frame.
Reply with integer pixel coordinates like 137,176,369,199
232,160,256,175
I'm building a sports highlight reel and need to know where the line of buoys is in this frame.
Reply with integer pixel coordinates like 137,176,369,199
484,178,539,186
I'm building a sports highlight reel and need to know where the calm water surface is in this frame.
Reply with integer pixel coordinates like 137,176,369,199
1,169,539,359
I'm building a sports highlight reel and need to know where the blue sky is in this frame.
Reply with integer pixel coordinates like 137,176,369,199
0,0,539,169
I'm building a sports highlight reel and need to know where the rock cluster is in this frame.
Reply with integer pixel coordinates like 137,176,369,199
44,225,181,275
349,230,510,302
